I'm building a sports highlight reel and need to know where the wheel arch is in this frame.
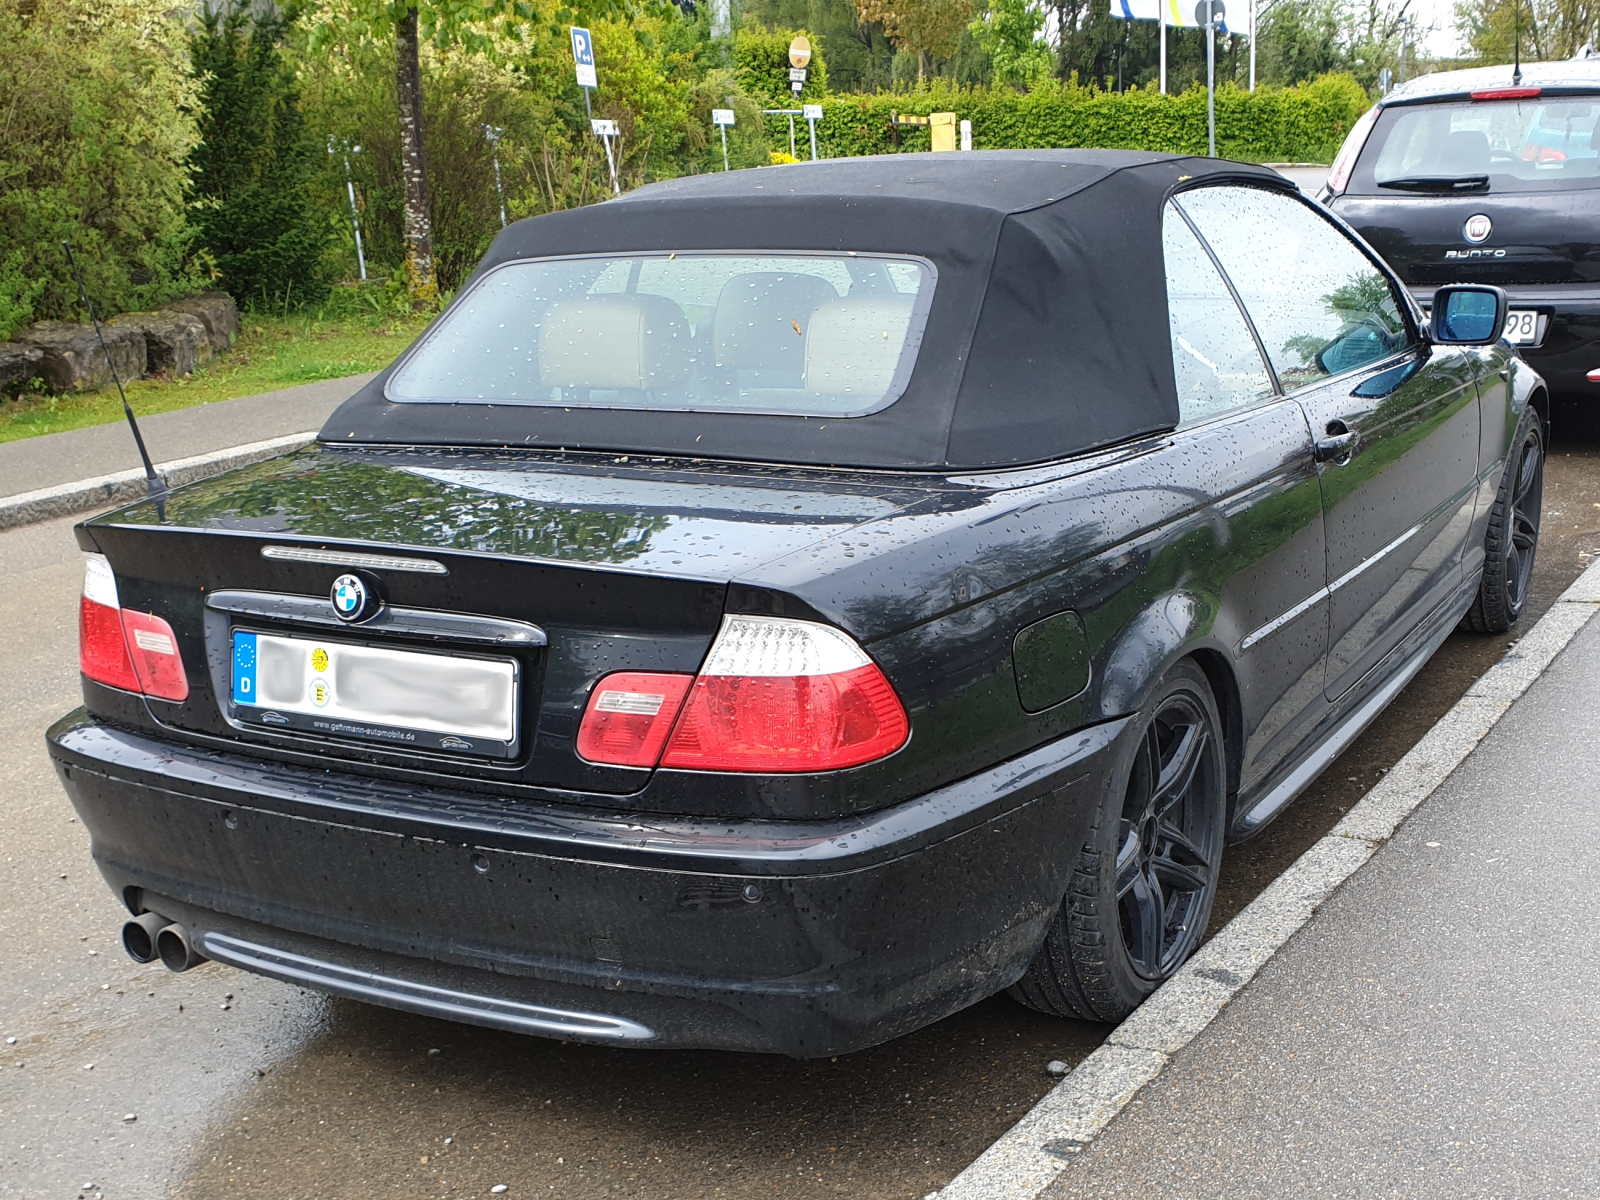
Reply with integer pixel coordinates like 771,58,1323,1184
1186,646,1245,823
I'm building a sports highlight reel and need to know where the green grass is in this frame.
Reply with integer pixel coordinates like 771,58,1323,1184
0,311,430,444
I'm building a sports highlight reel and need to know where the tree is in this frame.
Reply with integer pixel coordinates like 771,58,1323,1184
854,0,977,76
314,0,535,309
189,0,328,307
970,0,1053,87
1456,0,1600,61
1255,0,1346,85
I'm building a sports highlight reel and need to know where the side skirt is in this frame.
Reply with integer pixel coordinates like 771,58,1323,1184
1230,569,1479,839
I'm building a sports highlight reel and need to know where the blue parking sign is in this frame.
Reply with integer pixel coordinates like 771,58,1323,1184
571,26,597,88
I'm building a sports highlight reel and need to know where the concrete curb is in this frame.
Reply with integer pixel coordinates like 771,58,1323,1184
937,558,1600,1200
0,431,316,533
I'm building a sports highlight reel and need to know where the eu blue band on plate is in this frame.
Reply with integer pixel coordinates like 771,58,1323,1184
232,631,258,706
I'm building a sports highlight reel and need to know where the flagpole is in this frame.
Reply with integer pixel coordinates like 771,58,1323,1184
1160,0,1167,95
1248,0,1256,90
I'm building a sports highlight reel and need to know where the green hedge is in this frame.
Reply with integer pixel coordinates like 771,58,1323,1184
788,72,1368,165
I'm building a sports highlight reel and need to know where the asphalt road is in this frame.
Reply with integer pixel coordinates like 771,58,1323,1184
3,419,1598,1200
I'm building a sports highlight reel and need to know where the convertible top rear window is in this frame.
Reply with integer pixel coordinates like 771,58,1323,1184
387,252,933,418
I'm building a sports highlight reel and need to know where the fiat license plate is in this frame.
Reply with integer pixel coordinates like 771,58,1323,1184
1503,309,1539,344
230,630,518,757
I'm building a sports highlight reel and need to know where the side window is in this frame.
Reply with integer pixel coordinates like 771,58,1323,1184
1162,202,1275,424
1176,186,1410,391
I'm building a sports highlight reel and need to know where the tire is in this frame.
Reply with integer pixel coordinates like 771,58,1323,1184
1466,406,1545,635
1010,659,1227,1023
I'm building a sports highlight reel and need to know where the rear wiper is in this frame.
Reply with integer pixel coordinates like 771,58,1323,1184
1376,175,1490,192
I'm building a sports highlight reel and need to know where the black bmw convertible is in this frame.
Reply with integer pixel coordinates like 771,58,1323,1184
48,150,1546,1056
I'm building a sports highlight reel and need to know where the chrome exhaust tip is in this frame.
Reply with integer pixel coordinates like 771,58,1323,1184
155,923,207,972
121,913,170,964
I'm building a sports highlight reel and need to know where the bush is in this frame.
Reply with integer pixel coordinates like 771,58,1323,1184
734,24,828,107
0,0,203,339
189,0,330,310
804,72,1370,163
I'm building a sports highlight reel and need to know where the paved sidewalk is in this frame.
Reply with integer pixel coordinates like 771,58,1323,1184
0,373,373,498
1044,611,1600,1199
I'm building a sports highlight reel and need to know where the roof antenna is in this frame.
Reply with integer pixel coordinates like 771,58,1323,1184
62,243,167,503
1513,1,1523,84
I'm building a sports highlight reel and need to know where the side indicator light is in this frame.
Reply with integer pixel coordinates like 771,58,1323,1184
78,553,189,702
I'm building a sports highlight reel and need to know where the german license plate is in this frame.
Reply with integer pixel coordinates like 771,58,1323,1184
230,630,518,758
1503,309,1539,344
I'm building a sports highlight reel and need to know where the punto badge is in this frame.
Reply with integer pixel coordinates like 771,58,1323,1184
1463,214,1493,243
331,574,368,622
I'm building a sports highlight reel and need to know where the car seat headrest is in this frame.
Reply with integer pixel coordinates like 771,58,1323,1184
713,273,839,372
539,294,692,391
803,296,915,401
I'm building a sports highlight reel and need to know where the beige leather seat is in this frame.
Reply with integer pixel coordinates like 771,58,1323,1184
539,294,692,393
711,273,839,385
803,296,915,402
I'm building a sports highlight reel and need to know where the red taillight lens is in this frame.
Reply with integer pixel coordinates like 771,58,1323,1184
660,662,909,772
1326,103,1381,197
122,609,189,701
77,553,188,701
576,672,694,767
79,594,139,692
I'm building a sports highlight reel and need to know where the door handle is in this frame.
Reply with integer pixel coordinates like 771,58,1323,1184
1314,420,1358,464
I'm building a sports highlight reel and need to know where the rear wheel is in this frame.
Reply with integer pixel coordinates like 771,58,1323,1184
1467,408,1544,635
1011,660,1226,1023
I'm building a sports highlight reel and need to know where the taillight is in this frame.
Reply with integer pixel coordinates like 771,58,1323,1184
576,672,694,767
1326,103,1382,197
78,553,189,702
575,616,910,773
1471,87,1541,100
659,615,908,773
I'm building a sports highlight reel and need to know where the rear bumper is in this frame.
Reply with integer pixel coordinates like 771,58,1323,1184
1411,283,1600,394
46,710,1126,1056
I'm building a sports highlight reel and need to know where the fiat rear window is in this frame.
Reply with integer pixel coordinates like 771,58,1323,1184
1352,97,1600,193
386,252,934,418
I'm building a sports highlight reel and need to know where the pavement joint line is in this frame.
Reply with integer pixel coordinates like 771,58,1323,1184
935,555,1600,1200
0,431,317,533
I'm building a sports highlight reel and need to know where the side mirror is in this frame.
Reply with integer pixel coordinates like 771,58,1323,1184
1430,285,1508,345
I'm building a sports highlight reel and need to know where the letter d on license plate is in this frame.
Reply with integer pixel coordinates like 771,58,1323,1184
230,630,518,758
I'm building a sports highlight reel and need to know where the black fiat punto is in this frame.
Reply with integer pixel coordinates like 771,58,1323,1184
49,151,1546,1056
1321,57,1600,396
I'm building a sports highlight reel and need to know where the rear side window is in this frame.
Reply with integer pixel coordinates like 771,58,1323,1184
386,252,934,418
1176,186,1409,391
1352,98,1600,194
1161,202,1275,423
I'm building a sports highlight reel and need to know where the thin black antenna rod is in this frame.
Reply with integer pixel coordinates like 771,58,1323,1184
1513,1,1522,84
62,242,166,499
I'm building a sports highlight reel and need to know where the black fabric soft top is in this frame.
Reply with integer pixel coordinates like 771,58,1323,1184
323,150,1290,470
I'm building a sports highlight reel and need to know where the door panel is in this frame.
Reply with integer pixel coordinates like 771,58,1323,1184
1178,182,1481,703
1295,350,1480,699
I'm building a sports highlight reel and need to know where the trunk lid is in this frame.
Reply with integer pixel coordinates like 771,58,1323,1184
1332,189,1600,287
84,445,942,802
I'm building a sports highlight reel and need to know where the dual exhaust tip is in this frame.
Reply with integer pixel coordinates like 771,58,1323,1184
121,913,206,972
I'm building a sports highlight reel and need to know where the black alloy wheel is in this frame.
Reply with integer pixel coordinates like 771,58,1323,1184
1011,659,1226,1023
1468,409,1545,635
1116,692,1222,979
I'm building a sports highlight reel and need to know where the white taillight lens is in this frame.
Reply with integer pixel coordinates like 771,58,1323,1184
77,552,188,701
659,616,909,773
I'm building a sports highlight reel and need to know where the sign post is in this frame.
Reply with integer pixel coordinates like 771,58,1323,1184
482,125,507,227
1197,0,1224,156
788,35,811,96
328,139,367,282
803,103,823,160
571,27,620,196
712,108,735,171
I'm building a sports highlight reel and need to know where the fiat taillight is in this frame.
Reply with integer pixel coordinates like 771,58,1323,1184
1326,103,1382,197
576,615,909,773
78,553,188,702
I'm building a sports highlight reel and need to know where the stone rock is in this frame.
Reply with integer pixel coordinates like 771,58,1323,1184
19,320,146,393
109,310,212,377
0,342,44,396
162,291,239,354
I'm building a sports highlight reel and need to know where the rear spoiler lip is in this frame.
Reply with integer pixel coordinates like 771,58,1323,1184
1381,83,1600,107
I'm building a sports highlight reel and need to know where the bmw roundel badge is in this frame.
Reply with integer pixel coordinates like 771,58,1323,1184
331,573,370,622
